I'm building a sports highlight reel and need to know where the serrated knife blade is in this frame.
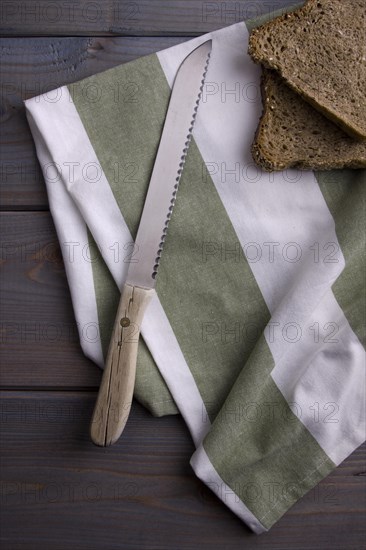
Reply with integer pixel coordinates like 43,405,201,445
91,40,212,446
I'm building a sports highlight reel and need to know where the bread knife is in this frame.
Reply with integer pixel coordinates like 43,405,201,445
90,40,212,446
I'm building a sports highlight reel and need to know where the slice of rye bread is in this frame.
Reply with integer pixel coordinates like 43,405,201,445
252,68,366,171
248,0,366,141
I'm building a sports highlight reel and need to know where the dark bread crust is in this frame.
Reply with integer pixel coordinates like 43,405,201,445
252,68,366,171
248,0,366,140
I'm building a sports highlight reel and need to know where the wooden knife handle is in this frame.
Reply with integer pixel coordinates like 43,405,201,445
90,283,155,446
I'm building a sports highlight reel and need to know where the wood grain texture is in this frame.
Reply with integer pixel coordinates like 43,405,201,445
1,1,365,546
1,391,365,550
91,284,155,446
0,36,188,208
0,211,102,387
0,0,300,36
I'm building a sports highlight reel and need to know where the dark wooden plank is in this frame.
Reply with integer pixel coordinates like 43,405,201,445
0,0,300,36
1,391,365,550
0,36,188,208
0,211,102,387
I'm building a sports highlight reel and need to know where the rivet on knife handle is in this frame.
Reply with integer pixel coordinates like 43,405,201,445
90,284,154,446
90,40,212,446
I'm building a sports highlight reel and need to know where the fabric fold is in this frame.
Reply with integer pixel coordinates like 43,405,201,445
24,7,365,533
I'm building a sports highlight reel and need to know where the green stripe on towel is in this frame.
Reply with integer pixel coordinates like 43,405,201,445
69,52,271,421
315,170,366,347
202,335,335,529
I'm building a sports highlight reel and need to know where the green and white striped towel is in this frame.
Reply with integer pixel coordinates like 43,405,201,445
24,9,365,534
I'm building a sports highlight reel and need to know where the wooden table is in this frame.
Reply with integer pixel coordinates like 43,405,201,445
1,1,365,548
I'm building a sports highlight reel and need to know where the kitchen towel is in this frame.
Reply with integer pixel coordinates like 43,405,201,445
24,7,365,534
